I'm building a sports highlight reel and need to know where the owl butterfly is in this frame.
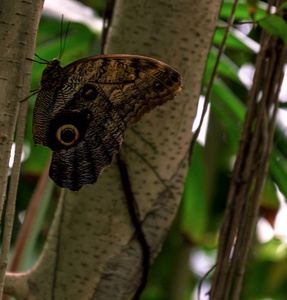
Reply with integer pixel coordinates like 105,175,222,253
33,55,182,191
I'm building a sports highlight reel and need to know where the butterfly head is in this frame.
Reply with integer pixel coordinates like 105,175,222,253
40,58,63,88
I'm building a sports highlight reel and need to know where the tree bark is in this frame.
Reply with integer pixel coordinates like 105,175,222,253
0,0,43,297
4,0,222,299
0,0,43,221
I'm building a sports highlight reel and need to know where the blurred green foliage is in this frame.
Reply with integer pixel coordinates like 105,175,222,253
12,0,287,299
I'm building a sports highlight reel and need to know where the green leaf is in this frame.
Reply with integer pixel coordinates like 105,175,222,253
204,47,242,85
259,15,287,44
212,78,246,124
277,2,287,12
180,144,208,243
279,102,287,109
269,150,287,199
220,0,267,21
213,26,257,53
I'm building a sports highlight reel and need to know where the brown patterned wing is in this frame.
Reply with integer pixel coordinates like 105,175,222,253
33,55,182,191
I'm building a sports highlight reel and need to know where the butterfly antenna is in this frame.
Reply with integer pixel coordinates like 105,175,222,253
34,53,49,63
19,89,40,102
61,21,70,59
59,14,64,59
26,56,48,65
59,15,70,59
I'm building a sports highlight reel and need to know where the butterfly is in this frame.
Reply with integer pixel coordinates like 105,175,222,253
32,54,182,191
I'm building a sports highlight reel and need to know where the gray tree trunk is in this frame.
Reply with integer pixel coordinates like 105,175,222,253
0,0,43,297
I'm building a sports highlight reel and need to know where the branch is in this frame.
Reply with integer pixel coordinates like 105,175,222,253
189,0,240,158
209,1,287,298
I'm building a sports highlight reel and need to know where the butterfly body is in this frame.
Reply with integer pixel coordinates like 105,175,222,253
33,55,182,191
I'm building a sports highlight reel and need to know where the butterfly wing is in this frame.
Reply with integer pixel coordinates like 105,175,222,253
33,55,182,191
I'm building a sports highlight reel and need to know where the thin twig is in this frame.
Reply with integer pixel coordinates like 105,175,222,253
189,0,240,160
192,0,239,291
8,157,51,273
0,99,28,296
210,0,287,298
117,153,150,300
210,29,270,300
231,38,286,300
198,264,216,300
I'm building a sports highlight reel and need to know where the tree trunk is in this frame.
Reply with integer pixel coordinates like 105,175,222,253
0,0,43,221
0,0,43,297
4,0,222,299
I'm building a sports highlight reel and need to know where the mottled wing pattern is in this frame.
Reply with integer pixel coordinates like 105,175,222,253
33,55,182,191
